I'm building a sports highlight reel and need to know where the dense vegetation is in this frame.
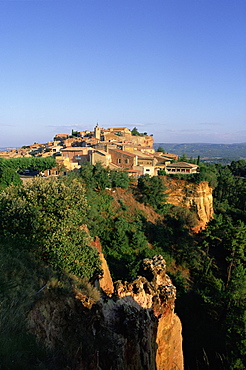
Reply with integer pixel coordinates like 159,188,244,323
0,156,56,190
0,159,245,369
174,161,246,370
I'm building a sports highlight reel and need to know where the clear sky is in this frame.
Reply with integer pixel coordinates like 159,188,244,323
0,0,245,147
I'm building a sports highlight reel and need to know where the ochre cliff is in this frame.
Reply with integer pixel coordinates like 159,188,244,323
28,255,183,369
165,178,214,230
115,255,183,370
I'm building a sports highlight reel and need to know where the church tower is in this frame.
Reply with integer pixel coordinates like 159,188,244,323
94,124,100,140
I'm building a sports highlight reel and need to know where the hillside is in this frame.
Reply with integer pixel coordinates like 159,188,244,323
154,142,246,164
0,159,245,369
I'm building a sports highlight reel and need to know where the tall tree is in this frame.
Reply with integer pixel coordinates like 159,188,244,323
137,175,167,213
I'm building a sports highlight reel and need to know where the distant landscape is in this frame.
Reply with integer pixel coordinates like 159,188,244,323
0,148,17,152
154,142,246,165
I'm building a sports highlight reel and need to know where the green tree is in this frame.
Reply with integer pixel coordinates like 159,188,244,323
131,127,141,136
80,161,95,188
137,175,167,213
110,170,129,188
179,153,188,162
156,146,165,154
80,162,110,190
0,177,101,279
0,168,22,190
0,156,56,174
213,165,236,207
229,160,246,177
193,163,218,188
93,162,111,190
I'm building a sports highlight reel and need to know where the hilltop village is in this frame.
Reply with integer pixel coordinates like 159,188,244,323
0,125,199,176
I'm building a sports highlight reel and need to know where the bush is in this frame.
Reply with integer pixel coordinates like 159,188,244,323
0,177,101,279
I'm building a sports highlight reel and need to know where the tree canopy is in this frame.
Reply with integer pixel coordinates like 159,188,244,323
0,156,57,190
137,175,167,213
0,177,101,279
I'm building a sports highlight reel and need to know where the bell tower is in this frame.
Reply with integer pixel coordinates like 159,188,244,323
94,123,100,139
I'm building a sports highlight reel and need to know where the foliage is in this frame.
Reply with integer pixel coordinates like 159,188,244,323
156,146,165,153
131,127,148,136
170,205,198,228
137,175,167,213
80,161,111,190
80,161,129,190
110,170,129,188
229,160,246,177
175,162,246,369
0,239,55,368
193,163,218,188
0,156,57,190
70,129,80,137
0,177,101,279
0,237,100,369
0,167,22,190
0,156,56,172
103,216,150,280
168,162,218,188
1,156,246,368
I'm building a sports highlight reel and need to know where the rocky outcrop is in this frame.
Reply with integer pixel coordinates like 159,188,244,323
92,236,114,295
165,178,214,230
114,255,183,369
28,255,183,369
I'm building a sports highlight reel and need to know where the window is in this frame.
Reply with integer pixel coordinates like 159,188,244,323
125,158,129,164
118,158,121,164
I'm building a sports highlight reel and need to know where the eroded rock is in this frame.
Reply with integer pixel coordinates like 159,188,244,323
28,255,183,370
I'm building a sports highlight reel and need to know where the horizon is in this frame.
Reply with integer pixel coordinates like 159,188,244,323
1,138,246,150
0,0,245,147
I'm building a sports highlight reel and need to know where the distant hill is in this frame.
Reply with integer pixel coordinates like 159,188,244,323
0,147,17,152
154,143,246,165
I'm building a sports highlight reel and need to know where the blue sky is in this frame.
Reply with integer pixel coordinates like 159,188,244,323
0,0,245,147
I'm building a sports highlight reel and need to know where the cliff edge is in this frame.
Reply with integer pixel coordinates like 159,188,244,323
165,178,213,230
28,255,183,369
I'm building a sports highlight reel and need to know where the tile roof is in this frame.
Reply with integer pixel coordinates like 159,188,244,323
166,162,198,168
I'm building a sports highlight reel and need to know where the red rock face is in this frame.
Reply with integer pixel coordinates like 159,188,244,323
28,255,183,369
166,178,214,231
113,255,183,370
156,310,183,370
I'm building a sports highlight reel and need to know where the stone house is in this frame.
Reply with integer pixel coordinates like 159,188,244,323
89,149,111,167
165,162,199,174
108,148,137,169
61,147,90,164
